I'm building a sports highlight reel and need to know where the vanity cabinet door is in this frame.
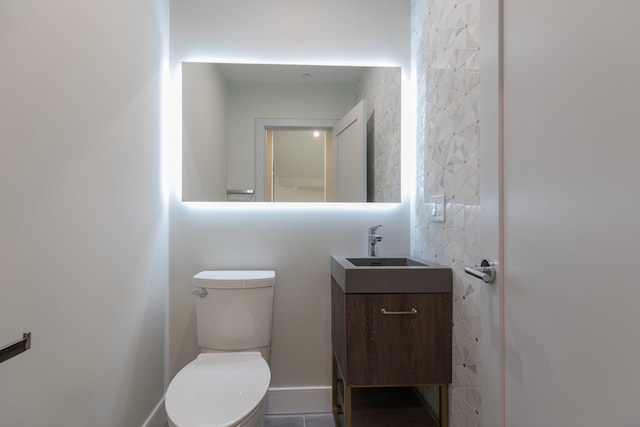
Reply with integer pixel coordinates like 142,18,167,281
345,292,452,386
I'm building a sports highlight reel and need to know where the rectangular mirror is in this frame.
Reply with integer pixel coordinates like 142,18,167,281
181,62,401,202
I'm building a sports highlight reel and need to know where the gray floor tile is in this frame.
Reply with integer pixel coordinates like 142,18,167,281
305,413,337,427
264,415,304,427
264,413,337,427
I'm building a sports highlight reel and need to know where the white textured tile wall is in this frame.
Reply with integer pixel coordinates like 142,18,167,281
356,67,402,202
411,0,481,426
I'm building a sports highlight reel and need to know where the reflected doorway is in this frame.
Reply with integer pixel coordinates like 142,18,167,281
265,128,333,202
254,102,367,203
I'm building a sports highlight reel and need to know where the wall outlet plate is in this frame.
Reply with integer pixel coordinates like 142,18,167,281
430,194,445,222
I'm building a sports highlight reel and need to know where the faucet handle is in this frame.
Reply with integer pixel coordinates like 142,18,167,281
368,224,383,234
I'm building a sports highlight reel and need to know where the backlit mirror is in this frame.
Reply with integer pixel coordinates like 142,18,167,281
182,62,401,202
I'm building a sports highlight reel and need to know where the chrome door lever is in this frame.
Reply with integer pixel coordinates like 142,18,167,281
465,259,497,284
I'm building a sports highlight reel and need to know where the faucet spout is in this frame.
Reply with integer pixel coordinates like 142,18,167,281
368,224,382,235
367,225,383,256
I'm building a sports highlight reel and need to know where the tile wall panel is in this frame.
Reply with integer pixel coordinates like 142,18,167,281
411,0,482,426
356,67,402,202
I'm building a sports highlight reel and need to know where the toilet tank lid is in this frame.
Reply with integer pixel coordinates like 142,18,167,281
193,270,275,289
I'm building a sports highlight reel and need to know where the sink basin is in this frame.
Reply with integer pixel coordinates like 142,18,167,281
346,257,428,267
331,256,452,294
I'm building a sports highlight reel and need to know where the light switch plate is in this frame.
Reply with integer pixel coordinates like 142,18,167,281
430,194,445,222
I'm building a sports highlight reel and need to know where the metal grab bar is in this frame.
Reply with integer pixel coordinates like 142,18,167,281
380,308,418,315
0,332,31,364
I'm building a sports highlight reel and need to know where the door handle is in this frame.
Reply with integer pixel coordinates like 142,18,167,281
465,259,497,284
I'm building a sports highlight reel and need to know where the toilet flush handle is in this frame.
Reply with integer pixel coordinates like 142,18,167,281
192,288,208,298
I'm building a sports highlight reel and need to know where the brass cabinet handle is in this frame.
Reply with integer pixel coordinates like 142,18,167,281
380,308,418,315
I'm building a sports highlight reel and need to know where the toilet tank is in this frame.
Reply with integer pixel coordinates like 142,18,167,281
193,271,275,356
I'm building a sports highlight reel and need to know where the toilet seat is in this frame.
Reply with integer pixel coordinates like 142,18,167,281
165,352,270,427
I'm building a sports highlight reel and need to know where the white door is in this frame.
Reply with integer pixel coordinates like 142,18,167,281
501,1,640,426
332,100,366,202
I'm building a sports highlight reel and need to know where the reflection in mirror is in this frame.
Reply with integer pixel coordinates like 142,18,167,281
181,63,401,203
268,129,328,202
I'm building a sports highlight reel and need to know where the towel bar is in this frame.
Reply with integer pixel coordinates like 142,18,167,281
0,332,31,364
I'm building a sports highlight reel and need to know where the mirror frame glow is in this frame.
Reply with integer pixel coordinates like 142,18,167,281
181,62,402,203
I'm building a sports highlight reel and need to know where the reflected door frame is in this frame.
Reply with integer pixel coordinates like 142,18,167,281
255,118,337,202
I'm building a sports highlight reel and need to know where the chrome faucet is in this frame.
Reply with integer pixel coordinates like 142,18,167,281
368,225,383,256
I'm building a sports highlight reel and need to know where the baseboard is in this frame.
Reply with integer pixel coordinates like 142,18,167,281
266,386,332,415
141,396,167,427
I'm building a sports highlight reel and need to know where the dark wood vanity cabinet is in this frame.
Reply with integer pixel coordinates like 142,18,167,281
331,278,452,427
332,279,452,385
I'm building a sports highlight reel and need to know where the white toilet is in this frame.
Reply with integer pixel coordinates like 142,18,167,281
165,270,276,427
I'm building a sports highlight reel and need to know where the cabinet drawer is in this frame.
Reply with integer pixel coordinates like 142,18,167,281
344,292,452,386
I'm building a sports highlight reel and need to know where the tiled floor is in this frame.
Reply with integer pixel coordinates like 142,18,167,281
163,413,336,427
264,413,337,427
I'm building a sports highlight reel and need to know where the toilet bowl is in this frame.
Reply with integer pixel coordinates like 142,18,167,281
166,352,270,427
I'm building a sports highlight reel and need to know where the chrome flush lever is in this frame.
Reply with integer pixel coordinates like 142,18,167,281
192,288,208,298
465,259,497,284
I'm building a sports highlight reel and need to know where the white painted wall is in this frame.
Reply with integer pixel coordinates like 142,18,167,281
169,0,411,411
503,1,640,425
0,2,168,427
